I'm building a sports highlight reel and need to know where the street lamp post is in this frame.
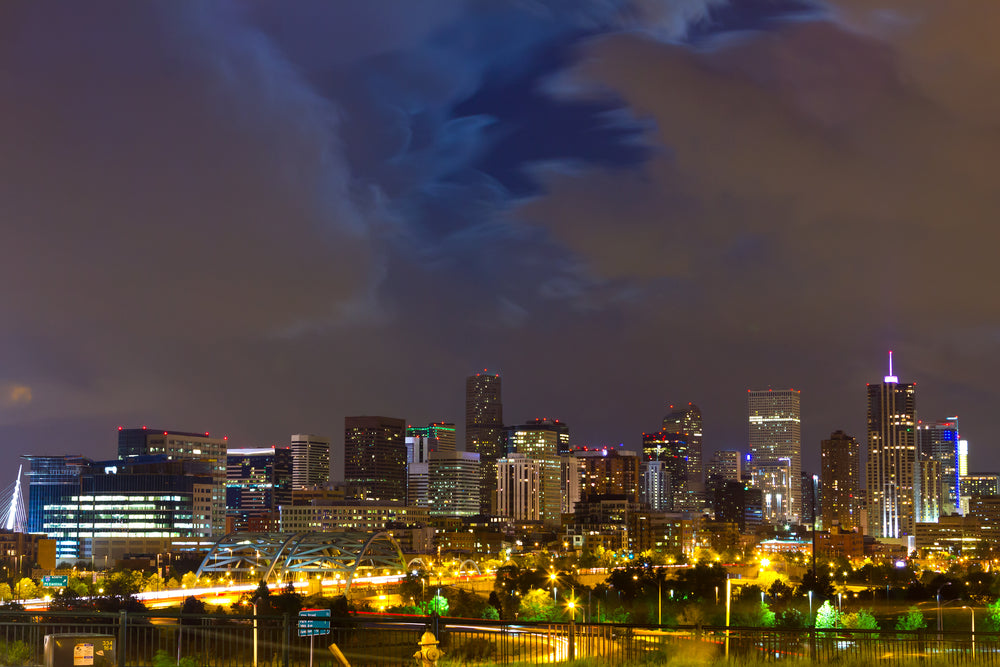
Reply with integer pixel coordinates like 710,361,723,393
937,582,953,637
658,577,662,626
808,590,814,619
963,606,976,659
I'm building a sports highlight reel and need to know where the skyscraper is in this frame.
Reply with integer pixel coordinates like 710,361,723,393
290,434,331,489
917,418,960,515
344,416,407,503
820,430,861,531
662,404,703,486
866,352,917,539
466,371,503,513
747,389,801,522
642,429,695,511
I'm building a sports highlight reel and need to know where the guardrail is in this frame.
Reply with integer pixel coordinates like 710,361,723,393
0,610,995,666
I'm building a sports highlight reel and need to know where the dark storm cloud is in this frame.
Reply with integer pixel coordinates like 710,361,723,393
518,1,1000,463
3,0,994,482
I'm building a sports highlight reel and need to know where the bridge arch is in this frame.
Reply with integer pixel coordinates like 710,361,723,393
196,531,406,592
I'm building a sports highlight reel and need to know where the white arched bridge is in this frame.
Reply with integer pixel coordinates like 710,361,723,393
196,531,406,592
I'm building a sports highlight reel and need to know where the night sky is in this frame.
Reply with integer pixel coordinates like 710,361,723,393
2,1,998,483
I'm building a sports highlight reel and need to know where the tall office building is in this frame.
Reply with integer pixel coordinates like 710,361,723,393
117,427,227,536
466,371,503,513
290,434,331,489
406,422,457,503
748,458,793,524
344,416,407,504
866,352,917,539
706,450,742,498
505,421,563,526
427,451,480,517
640,460,671,511
747,389,802,522
820,430,861,531
496,454,543,522
406,423,457,464
917,419,960,515
915,459,941,523
575,447,639,502
226,446,292,532
662,404,703,486
642,427,698,512
801,472,820,527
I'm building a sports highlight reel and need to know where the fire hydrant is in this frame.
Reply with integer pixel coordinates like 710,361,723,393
414,631,443,667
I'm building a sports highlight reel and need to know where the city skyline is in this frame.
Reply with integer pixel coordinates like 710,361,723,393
1,2,998,484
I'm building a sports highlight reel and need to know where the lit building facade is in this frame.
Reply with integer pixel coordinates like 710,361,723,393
642,429,696,512
290,434,330,489
504,421,563,526
748,458,792,524
960,474,1000,514
865,354,917,539
917,419,960,515
706,450,742,496
639,460,671,511
117,427,227,536
226,446,292,532
496,453,543,523
914,459,941,524
820,430,861,531
662,404,703,487
747,389,801,522
344,416,407,504
428,451,480,517
30,456,213,561
465,371,503,514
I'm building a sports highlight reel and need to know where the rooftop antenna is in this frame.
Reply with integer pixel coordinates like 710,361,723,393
884,349,898,384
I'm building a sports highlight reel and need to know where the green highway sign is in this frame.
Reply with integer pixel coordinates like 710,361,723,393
42,575,68,587
298,609,331,637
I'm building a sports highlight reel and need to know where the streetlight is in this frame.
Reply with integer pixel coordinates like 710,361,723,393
550,571,559,602
963,605,975,660
937,582,954,636
808,590,814,619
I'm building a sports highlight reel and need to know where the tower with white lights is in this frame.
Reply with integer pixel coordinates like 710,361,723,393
866,351,917,539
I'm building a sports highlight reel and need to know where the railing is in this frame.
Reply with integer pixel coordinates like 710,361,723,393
0,610,996,667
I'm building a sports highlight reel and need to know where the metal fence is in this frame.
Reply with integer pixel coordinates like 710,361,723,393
0,611,996,667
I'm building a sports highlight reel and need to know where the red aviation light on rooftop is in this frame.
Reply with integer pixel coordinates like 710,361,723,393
118,426,123,431
163,431,168,435
142,425,147,430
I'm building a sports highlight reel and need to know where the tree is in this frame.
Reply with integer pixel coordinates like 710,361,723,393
180,572,200,590
481,605,500,620
799,571,835,600
13,578,37,600
895,607,927,632
427,594,449,616
0,584,11,602
984,599,1000,632
737,601,776,627
815,600,840,630
842,609,879,630
776,608,807,628
518,589,558,621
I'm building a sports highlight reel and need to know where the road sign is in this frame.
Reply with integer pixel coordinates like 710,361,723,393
42,575,68,587
298,609,331,637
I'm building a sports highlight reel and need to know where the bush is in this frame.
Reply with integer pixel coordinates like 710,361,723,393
0,640,32,666
152,650,199,667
